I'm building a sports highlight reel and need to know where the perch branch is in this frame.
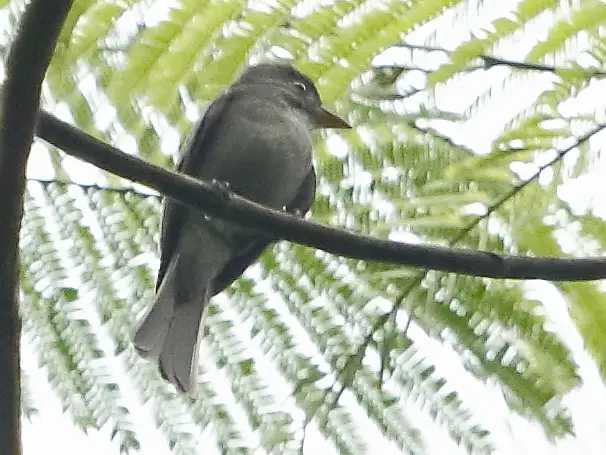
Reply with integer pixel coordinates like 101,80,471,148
35,111,606,281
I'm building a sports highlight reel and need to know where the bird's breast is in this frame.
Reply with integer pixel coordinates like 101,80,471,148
200,108,314,210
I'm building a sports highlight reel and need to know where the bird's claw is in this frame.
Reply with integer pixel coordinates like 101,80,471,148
210,179,231,203
283,206,304,218
211,179,230,191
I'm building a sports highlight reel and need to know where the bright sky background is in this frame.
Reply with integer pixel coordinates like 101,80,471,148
11,0,606,454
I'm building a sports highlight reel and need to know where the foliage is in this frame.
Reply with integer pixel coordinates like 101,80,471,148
6,0,606,453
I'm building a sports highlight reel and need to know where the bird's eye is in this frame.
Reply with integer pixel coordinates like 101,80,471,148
293,81,307,92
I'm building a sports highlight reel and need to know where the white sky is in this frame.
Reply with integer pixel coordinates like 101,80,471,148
12,0,606,454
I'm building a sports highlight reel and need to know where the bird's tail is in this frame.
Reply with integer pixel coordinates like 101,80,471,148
133,227,231,393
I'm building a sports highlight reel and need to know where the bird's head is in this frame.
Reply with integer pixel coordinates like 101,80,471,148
235,63,352,130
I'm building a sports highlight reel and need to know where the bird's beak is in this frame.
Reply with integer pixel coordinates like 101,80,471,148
313,107,351,129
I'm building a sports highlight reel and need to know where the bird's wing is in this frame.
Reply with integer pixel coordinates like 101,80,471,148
210,167,317,295
155,92,234,291
156,90,318,295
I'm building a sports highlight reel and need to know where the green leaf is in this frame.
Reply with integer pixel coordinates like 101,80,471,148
59,287,78,302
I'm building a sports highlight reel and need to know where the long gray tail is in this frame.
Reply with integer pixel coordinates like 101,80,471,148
133,226,230,392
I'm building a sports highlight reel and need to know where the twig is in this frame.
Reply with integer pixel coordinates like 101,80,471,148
399,42,606,78
483,55,606,77
26,177,161,199
298,414,311,455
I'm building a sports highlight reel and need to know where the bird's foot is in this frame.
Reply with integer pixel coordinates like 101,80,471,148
282,206,304,218
210,179,231,204
211,179,230,191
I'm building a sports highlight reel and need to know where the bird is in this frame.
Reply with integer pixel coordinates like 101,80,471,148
133,63,351,392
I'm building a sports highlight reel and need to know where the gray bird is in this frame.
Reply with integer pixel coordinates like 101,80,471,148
133,63,351,392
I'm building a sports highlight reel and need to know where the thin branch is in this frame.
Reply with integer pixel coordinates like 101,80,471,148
482,55,606,77
0,2,73,454
298,414,311,455
372,63,485,74
26,177,161,199
399,43,454,54
453,123,606,244
399,42,606,78
35,111,606,281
